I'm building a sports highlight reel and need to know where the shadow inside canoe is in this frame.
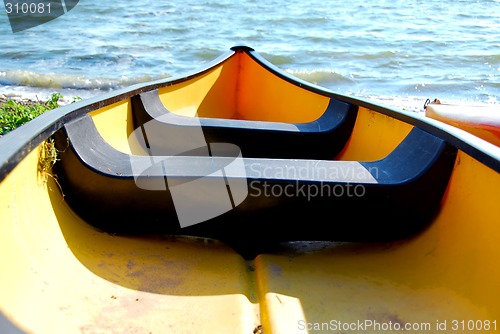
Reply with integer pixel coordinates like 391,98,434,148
48,180,256,300
50,178,482,328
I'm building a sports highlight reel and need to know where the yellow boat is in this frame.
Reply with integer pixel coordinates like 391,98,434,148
1,46,499,334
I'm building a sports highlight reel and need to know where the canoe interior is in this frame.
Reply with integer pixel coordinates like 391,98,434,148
1,46,500,333
1,135,500,333
156,50,329,123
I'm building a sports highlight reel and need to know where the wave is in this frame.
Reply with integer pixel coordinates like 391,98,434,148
0,70,170,91
285,69,353,86
0,67,354,92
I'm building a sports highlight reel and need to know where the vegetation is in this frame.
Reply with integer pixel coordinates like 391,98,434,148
0,92,63,136
0,92,79,193
37,136,65,195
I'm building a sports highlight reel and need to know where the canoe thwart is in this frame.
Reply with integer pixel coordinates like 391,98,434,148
131,89,358,159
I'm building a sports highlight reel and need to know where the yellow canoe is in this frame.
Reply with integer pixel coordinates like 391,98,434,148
1,46,499,334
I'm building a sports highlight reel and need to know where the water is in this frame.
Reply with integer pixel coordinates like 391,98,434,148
0,0,498,111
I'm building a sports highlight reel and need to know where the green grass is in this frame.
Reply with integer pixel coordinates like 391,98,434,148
0,93,64,136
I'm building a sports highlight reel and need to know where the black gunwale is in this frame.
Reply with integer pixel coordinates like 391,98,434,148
1,45,499,183
0,49,236,181
244,47,500,171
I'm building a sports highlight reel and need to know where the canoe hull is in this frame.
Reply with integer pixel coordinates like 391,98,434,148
2,141,499,334
1,46,500,333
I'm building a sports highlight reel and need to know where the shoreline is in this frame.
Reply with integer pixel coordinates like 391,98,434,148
0,93,67,109
0,92,77,107
0,93,66,138
0,95,50,108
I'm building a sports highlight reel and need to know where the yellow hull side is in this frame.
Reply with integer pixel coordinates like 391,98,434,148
1,137,499,333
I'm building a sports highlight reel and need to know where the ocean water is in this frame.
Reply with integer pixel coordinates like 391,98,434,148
0,0,498,111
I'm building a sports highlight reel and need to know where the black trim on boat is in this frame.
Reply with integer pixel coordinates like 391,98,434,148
0,50,236,182
230,45,255,52
0,310,26,334
131,90,358,159
1,45,499,187
53,113,456,257
242,47,500,172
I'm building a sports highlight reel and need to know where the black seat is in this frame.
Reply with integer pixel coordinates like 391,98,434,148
131,90,358,160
